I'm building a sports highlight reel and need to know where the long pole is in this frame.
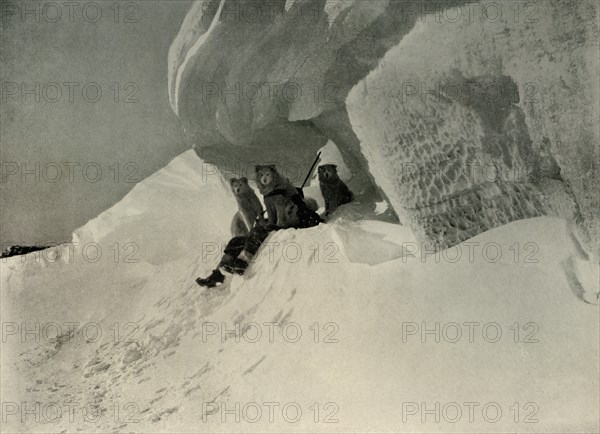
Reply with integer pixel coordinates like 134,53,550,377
301,152,322,189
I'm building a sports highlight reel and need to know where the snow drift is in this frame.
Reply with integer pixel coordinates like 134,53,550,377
1,150,598,433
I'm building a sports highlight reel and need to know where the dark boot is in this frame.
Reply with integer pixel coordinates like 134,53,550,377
221,257,248,275
196,269,225,288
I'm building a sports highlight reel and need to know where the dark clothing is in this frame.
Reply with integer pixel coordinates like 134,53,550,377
222,236,245,259
220,223,278,264
263,189,323,229
293,198,323,228
196,269,225,287
205,189,322,281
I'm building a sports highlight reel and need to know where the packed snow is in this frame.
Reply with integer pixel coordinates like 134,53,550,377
1,150,598,433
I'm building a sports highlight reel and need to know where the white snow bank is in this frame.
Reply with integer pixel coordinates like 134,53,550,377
1,150,598,433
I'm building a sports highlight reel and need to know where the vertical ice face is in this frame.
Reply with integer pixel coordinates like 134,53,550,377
346,2,599,258
347,68,549,248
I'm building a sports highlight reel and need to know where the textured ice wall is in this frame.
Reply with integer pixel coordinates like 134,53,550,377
347,0,599,254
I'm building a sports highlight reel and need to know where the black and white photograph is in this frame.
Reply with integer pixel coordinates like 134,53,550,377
1,0,599,432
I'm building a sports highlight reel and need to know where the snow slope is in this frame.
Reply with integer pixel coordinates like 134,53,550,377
1,150,598,433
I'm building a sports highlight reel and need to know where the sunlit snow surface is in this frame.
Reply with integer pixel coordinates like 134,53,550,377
1,150,598,433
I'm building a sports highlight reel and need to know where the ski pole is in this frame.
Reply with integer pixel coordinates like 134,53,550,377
301,152,322,189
